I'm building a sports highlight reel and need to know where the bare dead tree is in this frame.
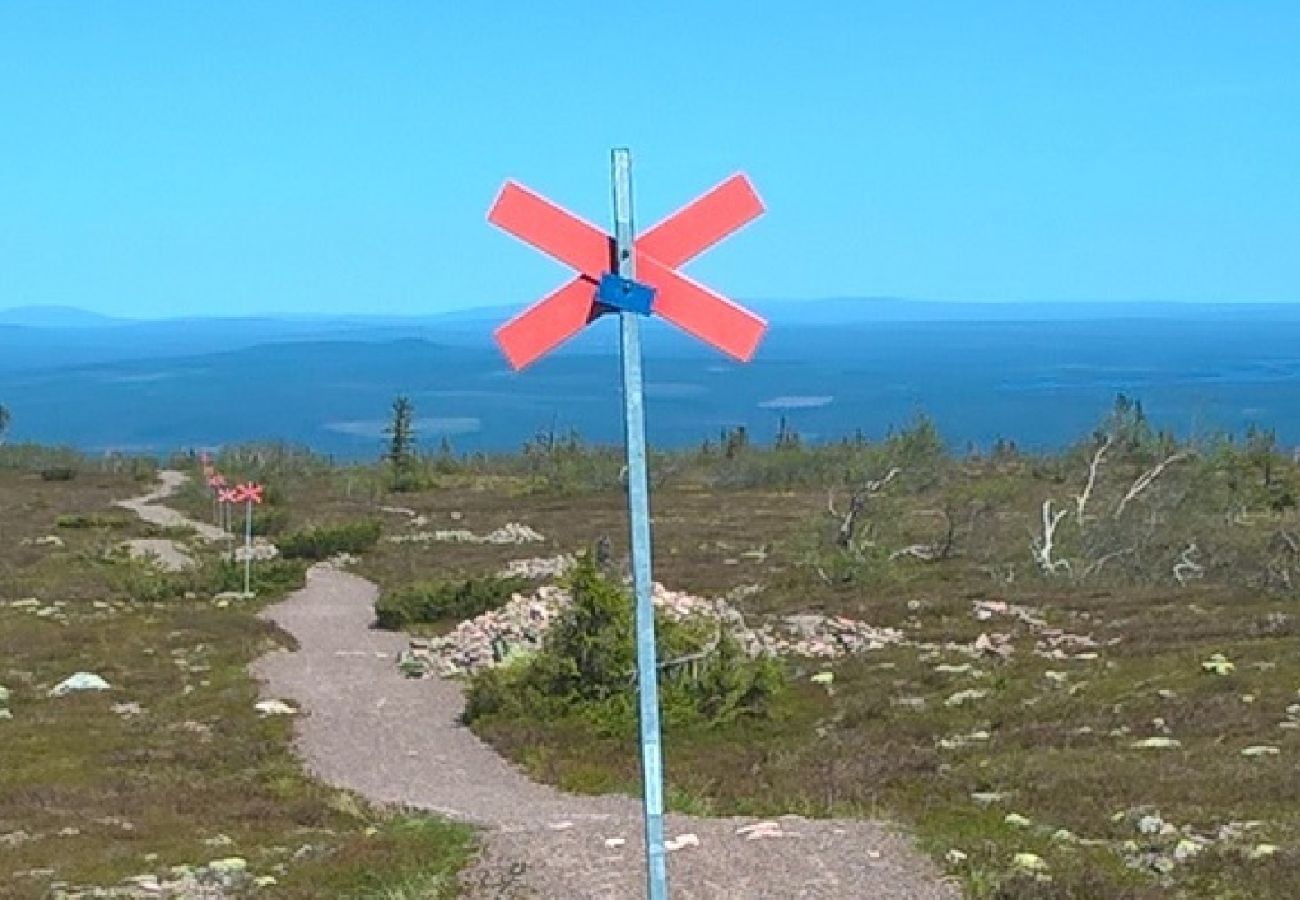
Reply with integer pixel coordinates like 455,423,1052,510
1031,499,1071,575
1114,450,1193,518
1074,434,1113,525
889,508,958,562
828,467,901,550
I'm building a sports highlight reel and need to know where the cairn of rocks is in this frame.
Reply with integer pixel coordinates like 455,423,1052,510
401,580,906,678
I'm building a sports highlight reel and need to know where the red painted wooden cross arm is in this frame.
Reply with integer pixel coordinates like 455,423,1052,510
489,174,766,370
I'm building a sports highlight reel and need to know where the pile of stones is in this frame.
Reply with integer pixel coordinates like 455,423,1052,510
233,538,279,562
386,522,545,546
496,554,575,579
401,579,905,678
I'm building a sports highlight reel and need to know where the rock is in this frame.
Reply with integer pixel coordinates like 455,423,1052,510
202,856,249,888
1248,844,1278,860
1174,839,1203,862
0,685,9,704
255,699,296,716
1138,815,1165,835
810,671,834,686
1202,653,1235,675
938,730,990,750
1131,736,1181,750
665,833,700,851
736,821,786,840
111,702,144,718
49,672,111,696
971,791,1009,805
945,848,968,865
1004,813,1032,828
1013,852,1048,872
1241,745,1280,757
944,688,988,707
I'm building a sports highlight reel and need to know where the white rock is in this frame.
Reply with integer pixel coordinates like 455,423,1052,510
1138,815,1165,835
49,672,111,696
1241,745,1280,757
254,700,296,716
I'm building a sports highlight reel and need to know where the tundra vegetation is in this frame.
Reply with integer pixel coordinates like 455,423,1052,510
4,394,1300,897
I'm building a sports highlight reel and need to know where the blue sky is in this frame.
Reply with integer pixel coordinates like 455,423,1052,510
1,2,1297,318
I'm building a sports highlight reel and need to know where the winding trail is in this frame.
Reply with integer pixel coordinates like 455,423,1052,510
134,473,960,899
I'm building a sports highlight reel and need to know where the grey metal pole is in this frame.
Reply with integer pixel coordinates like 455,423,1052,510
612,147,669,900
243,501,253,595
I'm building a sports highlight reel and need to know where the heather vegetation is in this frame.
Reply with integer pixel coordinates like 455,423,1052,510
375,574,527,631
5,395,1300,897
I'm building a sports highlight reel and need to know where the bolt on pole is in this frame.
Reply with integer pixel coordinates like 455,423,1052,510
612,147,669,900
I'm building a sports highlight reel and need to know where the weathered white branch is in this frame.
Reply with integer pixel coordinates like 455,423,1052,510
1114,451,1192,518
1031,499,1071,575
1079,547,1135,579
890,544,941,562
829,467,901,550
1173,542,1204,585
1074,435,1113,526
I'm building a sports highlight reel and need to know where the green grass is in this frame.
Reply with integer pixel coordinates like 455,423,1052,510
0,469,476,898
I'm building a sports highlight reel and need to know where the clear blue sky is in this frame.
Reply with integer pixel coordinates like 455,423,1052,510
1,2,1297,318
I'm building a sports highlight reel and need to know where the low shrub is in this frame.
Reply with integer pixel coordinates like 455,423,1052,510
40,466,77,481
209,558,308,596
57,512,129,529
277,519,382,560
375,576,527,630
463,556,785,734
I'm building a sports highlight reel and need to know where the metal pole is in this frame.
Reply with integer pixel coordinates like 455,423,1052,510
243,501,253,595
612,147,669,900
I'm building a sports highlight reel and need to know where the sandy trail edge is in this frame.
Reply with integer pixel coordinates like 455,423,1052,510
129,472,962,899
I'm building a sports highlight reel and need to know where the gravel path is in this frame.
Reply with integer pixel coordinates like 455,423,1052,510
128,473,961,898
254,564,960,899
115,470,228,542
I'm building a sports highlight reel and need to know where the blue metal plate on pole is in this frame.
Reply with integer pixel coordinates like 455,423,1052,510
596,272,656,315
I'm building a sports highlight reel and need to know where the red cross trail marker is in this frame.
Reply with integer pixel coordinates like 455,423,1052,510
489,172,767,370
488,152,766,900
233,481,265,596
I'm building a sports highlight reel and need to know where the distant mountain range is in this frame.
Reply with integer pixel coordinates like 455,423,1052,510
5,299,1300,374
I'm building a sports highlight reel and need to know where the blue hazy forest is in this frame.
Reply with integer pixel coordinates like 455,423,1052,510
3,302,1300,458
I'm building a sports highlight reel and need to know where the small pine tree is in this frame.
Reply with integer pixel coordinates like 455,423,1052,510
384,396,416,470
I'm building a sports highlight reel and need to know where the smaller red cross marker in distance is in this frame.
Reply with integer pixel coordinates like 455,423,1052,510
489,174,767,370
234,482,265,504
